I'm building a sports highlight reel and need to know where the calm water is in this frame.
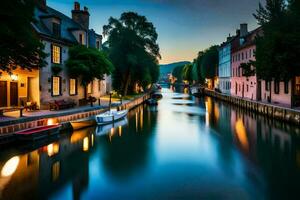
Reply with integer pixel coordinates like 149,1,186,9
0,87,299,200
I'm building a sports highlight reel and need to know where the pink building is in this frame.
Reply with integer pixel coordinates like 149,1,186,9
260,78,300,108
230,25,262,101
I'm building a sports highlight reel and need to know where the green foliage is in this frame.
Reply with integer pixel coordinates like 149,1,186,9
197,46,219,80
182,63,193,84
240,60,256,77
65,45,114,92
0,0,46,72
172,65,184,83
51,64,62,75
103,12,160,95
254,0,300,81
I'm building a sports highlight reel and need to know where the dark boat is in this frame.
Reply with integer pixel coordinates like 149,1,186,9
151,92,163,100
14,125,61,141
146,98,158,106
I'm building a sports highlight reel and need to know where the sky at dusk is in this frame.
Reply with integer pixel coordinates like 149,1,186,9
47,0,262,64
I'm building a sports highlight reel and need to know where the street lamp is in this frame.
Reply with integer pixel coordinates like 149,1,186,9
119,94,123,105
10,74,18,81
109,91,113,111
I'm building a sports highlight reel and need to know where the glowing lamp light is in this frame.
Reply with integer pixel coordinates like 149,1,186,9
47,118,57,125
83,137,89,152
1,156,20,177
47,143,59,157
10,74,18,81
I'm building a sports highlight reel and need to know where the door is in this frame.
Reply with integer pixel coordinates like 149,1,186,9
242,84,244,98
10,82,18,106
0,81,7,107
257,81,262,101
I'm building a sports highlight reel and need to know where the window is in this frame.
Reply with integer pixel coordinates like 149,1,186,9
295,77,300,95
247,85,249,92
69,78,77,95
249,49,252,58
274,81,280,94
242,52,244,60
284,81,289,94
265,81,270,91
51,45,61,64
96,41,100,49
79,34,84,45
52,76,61,96
53,22,61,37
245,51,248,59
87,82,92,94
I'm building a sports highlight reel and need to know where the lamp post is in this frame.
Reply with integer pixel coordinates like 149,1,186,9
109,91,113,111
119,94,123,105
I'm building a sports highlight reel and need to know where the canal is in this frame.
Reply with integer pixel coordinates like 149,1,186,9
0,87,299,199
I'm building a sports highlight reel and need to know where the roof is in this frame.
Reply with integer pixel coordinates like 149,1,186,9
33,6,84,45
231,26,263,53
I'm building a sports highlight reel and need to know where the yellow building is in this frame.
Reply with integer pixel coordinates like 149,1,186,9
0,68,40,107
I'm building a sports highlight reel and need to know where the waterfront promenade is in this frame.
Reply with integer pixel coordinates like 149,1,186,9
0,93,150,135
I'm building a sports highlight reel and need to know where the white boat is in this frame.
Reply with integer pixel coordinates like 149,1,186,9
95,118,128,136
95,109,128,125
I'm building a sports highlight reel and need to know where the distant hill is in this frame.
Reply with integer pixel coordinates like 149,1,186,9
160,61,191,76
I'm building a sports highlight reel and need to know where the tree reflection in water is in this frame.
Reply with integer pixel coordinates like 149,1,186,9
98,104,157,181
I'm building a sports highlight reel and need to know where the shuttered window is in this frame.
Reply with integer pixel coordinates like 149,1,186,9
52,76,61,96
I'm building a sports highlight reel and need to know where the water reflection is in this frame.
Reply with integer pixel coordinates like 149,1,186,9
0,88,298,199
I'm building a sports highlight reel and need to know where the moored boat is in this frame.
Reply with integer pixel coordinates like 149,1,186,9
146,98,158,106
95,118,128,136
95,110,128,125
70,117,96,131
14,125,61,141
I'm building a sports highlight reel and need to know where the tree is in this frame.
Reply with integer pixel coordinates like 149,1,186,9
182,63,193,84
254,0,300,81
172,65,184,83
240,60,256,77
66,45,114,98
103,12,161,95
199,46,219,80
0,0,46,73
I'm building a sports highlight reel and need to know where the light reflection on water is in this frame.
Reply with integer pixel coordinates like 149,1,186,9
0,87,299,199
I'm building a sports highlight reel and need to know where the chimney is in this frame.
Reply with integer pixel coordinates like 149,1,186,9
72,2,90,30
74,2,80,10
240,23,248,37
34,0,47,11
226,34,231,42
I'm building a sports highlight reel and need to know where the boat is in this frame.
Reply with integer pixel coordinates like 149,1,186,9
146,98,158,106
95,118,128,136
95,109,128,125
14,125,61,141
190,86,205,97
70,116,96,131
151,92,163,100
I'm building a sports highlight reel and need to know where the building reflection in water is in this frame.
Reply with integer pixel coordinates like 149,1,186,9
0,127,95,200
198,96,300,199
234,119,249,152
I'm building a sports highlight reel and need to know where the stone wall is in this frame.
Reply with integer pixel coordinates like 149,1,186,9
204,89,300,125
0,93,150,135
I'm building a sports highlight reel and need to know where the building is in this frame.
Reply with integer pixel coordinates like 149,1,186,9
230,24,262,101
260,77,300,108
0,1,112,109
33,1,111,109
218,37,232,94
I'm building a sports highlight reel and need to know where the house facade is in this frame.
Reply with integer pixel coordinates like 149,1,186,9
33,1,112,109
218,39,232,94
260,78,300,108
0,1,112,109
230,24,262,101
